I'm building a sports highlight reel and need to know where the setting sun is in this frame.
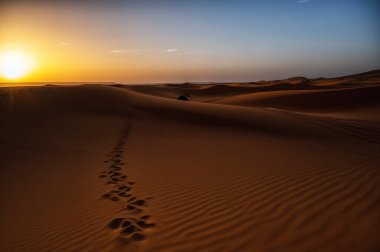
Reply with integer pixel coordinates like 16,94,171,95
0,50,35,80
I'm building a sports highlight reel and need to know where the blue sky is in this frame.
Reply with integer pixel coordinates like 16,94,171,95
0,0,379,82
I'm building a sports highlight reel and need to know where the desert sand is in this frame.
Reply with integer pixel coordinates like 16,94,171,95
1,70,380,251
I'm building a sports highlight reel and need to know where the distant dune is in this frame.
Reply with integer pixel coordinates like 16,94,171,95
215,86,380,113
1,70,379,251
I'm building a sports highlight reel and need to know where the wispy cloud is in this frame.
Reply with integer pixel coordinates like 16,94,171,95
166,48,179,52
109,48,215,56
196,49,214,54
110,49,138,54
165,48,214,54
297,0,311,3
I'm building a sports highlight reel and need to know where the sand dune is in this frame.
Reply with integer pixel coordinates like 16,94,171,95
1,70,380,251
214,85,380,114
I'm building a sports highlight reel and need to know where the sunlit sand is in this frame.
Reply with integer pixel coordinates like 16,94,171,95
1,70,379,251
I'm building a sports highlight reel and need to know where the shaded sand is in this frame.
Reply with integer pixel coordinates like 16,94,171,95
1,70,380,251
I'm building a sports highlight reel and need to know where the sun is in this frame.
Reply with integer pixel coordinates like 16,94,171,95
0,50,35,80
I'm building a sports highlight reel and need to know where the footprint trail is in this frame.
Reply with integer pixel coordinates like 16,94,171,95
99,122,155,242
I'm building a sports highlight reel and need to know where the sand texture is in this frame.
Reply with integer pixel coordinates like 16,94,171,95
1,70,380,251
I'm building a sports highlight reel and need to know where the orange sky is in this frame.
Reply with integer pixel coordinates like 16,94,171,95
0,0,379,84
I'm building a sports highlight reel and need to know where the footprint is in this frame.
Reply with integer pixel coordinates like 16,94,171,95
125,205,136,211
119,192,131,198
128,197,137,202
118,186,131,191
131,200,146,206
108,218,124,229
136,220,155,229
122,220,133,228
110,196,120,202
121,225,141,235
131,233,146,241
102,193,112,198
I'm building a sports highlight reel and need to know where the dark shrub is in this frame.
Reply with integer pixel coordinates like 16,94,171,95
177,95,189,101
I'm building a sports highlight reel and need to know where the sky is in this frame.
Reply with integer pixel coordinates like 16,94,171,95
0,0,379,83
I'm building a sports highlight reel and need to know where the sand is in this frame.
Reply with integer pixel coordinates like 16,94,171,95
1,70,379,251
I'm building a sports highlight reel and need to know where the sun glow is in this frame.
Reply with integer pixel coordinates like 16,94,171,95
0,50,35,80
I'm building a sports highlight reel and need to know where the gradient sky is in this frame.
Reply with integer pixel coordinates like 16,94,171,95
0,0,379,83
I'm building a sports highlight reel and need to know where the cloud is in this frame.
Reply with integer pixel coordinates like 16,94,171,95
110,49,123,53
166,48,179,52
110,49,138,54
297,0,311,3
196,49,214,54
